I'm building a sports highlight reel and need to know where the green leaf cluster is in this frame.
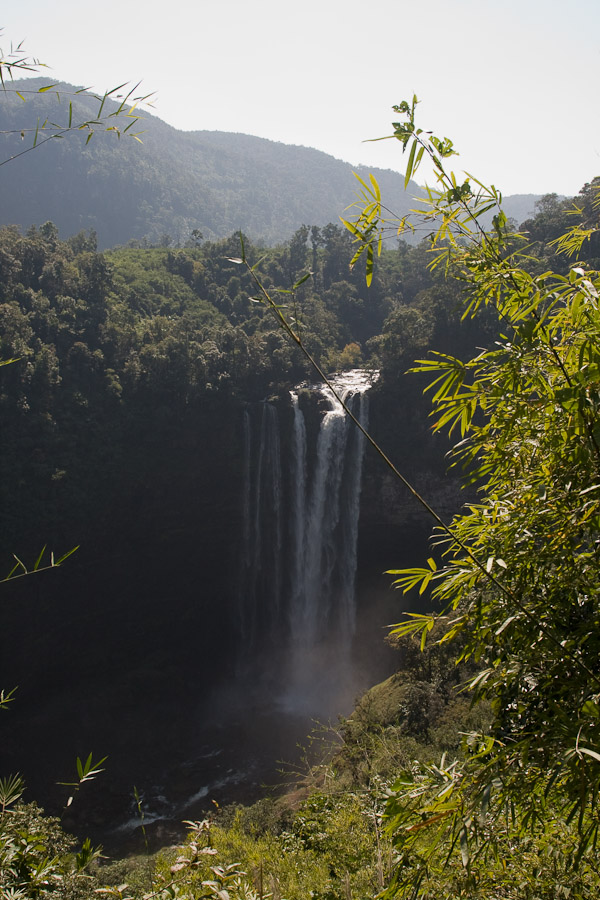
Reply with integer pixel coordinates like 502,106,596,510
0,801,102,899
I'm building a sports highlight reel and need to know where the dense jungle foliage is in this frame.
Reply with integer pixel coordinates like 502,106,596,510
0,216,491,558
0,184,587,560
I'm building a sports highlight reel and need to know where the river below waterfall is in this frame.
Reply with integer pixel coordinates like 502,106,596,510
93,701,330,855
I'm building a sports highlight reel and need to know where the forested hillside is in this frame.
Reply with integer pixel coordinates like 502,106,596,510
0,80,540,248
0,214,499,567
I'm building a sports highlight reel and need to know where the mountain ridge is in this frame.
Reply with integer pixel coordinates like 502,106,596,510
0,80,545,248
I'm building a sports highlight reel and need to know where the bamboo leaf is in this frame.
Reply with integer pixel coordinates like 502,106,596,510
405,138,417,189
33,545,47,571
459,826,470,868
293,272,313,289
369,172,381,202
55,545,79,566
365,244,373,286
577,747,600,764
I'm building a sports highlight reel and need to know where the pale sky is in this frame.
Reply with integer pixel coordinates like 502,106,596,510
3,0,599,197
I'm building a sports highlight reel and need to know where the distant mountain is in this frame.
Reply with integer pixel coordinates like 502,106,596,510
0,80,546,249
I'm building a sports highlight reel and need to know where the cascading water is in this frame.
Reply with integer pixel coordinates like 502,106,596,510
240,370,375,714
285,370,371,712
238,401,283,644
290,373,370,641
289,390,307,618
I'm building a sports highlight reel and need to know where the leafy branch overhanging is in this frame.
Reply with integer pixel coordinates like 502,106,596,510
340,96,600,887
0,34,154,169
235,94,600,886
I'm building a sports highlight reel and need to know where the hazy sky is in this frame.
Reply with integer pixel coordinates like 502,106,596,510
3,0,599,196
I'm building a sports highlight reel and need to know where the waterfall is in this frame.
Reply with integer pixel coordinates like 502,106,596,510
239,401,283,643
337,388,368,638
289,391,307,616
285,371,371,711
239,370,375,713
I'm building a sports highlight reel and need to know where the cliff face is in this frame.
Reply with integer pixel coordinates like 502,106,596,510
359,377,465,539
0,394,245,816
351,378,466,686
